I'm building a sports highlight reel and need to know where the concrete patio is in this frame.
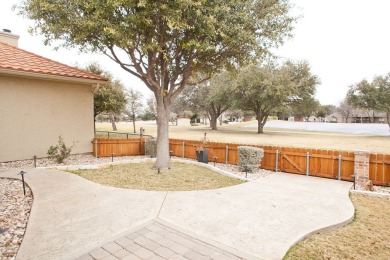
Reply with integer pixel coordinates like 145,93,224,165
0,166,354,260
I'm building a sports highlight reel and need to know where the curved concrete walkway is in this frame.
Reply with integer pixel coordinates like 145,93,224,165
0,167,354,260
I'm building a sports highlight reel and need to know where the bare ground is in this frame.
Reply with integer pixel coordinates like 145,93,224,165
96,120,390,154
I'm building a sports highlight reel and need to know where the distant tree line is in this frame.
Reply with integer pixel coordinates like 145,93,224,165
173,59,321,133
346,73,390,127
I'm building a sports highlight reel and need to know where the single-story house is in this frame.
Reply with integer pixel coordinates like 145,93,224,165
329,110,388,124
0,29,107,162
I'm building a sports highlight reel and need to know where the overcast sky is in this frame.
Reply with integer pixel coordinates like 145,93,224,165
1,1,390,105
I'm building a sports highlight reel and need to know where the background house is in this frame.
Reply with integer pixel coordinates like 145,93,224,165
0,29,107,162
331,109,388,123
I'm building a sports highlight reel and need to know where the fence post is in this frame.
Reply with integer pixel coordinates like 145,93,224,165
306,152,310,176
95,139,98,158
275,150,279,172
338,154,342,180
182,142,185,158
225,145,229,164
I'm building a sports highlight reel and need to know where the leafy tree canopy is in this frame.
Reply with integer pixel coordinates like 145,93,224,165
347,80,380,112
174,71,235,129
19,0,296,168
234,60,319,133
20,0,295,94
84,63,127,118
347,73,390,127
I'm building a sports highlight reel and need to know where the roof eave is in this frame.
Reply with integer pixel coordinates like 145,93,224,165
0,68,107,85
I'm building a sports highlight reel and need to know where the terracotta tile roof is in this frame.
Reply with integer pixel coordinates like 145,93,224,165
0,42,107,81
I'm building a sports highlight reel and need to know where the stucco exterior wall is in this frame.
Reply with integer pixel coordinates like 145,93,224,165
0,75,94,162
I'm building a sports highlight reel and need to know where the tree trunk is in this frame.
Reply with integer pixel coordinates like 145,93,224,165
155,95,171,169
257,119,266,133
256,112,268,134
110,114,117,131
387,112,390,131
219,115,223,126
132,114,136,133
210,115,218,130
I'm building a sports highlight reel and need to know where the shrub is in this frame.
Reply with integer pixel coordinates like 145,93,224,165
47,136,76,163
145,139,157,158
238,146,264,172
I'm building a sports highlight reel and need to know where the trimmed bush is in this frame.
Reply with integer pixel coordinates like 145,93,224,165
238,146,264,172
145,139,157,158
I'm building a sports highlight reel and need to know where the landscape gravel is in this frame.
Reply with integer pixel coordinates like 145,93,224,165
0,179,33,260
0,154,150,169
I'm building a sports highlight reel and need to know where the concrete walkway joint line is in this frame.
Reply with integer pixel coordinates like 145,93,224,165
157,192,168,218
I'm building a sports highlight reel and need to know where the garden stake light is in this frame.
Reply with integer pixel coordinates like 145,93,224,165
213,156,218,167
351,174,357,190
33,155,37,168
18,171,26,196
158,168,160,174
111,153,114,162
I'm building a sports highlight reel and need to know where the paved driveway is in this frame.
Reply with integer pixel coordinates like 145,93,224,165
0,167,353,260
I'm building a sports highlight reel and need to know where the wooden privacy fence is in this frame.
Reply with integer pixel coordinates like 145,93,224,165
92,138,145,157
92,138,390,186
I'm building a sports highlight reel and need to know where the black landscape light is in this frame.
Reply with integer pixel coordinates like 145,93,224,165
18,171,27,196
33,155,37,168
213,156,218,167
243,165,249,179
351,174,357,190
111,153,114,162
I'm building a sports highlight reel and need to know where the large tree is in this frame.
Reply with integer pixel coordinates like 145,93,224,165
175,71,234,130
125,88,144,133
20,0,295,168
84,63,127,131
347,80,380,123
372,74,390,128
234,61,318,133
337,98,354,123
290,95,319,118
316,104,336,120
